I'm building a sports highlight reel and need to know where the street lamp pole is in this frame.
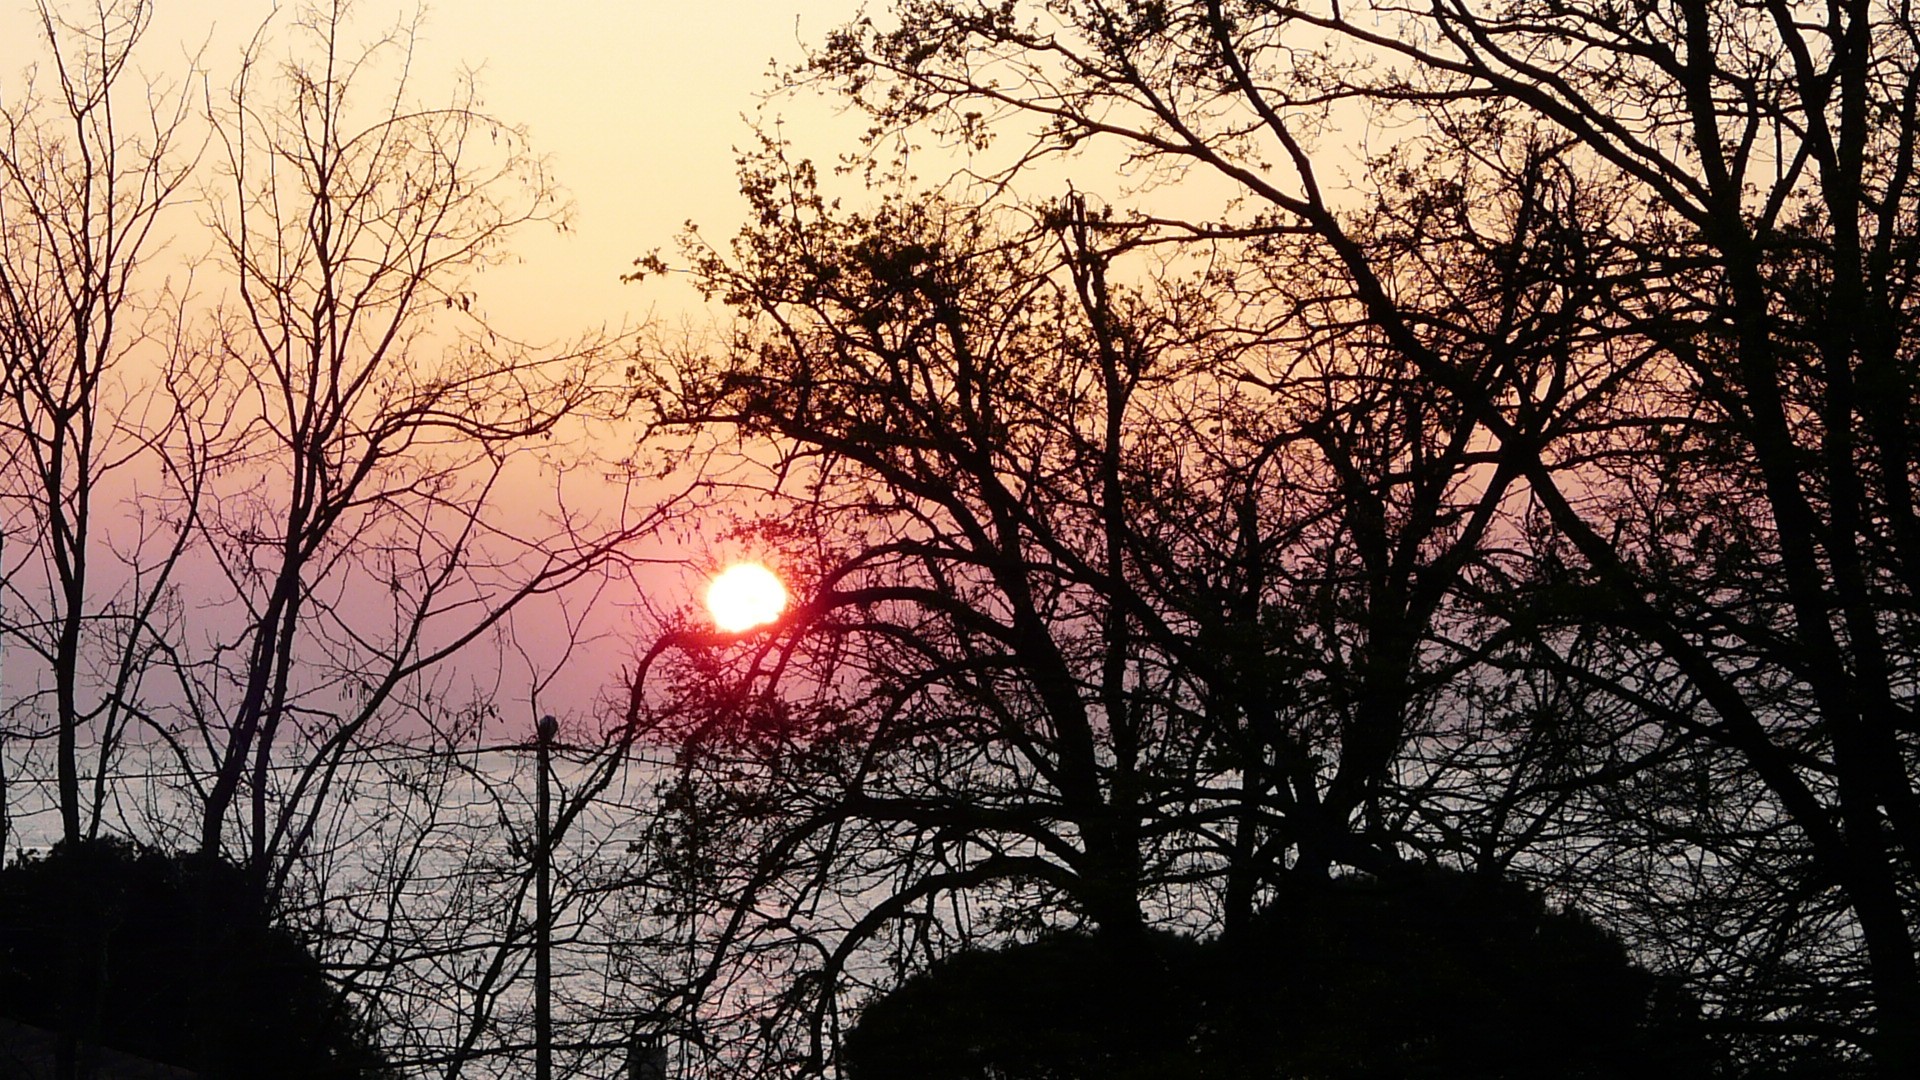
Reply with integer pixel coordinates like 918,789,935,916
535,713,558,1080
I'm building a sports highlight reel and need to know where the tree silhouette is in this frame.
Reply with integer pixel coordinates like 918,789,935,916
625,123,1570,1068
777,0,1920,1072
3,3,680,1073
0,0,201,849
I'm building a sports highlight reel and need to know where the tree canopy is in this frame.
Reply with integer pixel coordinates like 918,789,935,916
616,0,1920,1075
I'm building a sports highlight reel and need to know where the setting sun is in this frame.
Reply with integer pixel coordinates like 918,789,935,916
705,562,789,633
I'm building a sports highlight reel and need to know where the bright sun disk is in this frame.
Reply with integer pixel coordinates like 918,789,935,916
705,562,788,633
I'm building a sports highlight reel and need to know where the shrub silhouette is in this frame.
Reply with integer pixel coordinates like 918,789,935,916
843,866,1714,1079
842,930,1199,1080
0,839,390,1079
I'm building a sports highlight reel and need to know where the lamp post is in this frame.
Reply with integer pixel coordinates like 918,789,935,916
629,1031,668,1080
535,712,558,1080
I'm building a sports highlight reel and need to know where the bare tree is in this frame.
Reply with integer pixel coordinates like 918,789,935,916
1,3,696,1075
0,0,200,847
154,0,664,905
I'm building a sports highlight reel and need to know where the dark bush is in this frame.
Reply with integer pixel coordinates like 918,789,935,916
0,838,390,1079
843,866,1716,1080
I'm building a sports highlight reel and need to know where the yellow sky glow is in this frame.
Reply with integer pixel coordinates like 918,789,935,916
0,0,867,333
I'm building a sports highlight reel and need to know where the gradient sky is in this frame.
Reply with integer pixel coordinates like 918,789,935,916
391,0,869,336
2,0,868,337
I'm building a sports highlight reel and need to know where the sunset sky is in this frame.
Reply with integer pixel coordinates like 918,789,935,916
3,5,1907,1077
383,0,869,334
3,0,869,336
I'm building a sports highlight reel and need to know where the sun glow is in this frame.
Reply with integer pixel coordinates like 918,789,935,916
705,562,788,633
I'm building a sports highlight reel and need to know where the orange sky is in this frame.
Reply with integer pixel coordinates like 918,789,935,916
392,0,870,336
0,0,868,336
